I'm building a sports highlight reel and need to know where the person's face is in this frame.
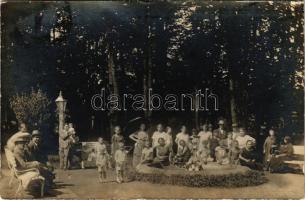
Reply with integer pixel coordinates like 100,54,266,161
19,124,27,132
239,129,245,136
64,125,69,130
158,138,165,146
246,141,253,149
233,140,239,147
98,138,103,143
233,127,238,132
157,124,163,132
269,130,275,136
114,127,121,134
228,133,233,139
181,126,186,133
192,130,197,135
179,140,185,146
219,124,224,129
284,139,288,144
17,142,26,149
145,141,150,148
140,124,146,131
202,125,207,131
166,127,172,133
33,136,40,144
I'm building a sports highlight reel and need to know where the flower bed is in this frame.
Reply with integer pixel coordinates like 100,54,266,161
128,163,267,187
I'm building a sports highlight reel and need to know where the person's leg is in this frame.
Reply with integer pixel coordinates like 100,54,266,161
63,148,70,170
59,148,64,169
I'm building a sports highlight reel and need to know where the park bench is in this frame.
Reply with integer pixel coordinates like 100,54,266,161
283,145,304,174
4,148,45,197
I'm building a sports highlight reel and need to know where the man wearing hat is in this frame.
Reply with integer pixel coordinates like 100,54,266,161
213,119,227,140
27,130,48,164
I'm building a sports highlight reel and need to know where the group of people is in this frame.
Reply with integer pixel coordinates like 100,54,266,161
126,120,298,173
5,119,299,190
6,123,55,193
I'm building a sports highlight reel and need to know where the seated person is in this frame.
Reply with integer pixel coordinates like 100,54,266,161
185,146,202,171
235,128,256,149
140,141,154,165
173,139,191,166
239,140,263,170
229,140,240,165
152,138,173,167
268,136,300,173
209,133,219,162
13,136,47,193
27,130,55,188
198,140,210,165
215,144,230,165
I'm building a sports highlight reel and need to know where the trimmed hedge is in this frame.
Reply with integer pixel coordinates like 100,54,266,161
128,167,267,187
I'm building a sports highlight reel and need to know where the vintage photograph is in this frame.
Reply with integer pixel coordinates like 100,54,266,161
1,0,304,199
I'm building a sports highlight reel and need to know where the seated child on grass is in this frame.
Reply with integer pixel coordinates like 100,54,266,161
173,139,191,166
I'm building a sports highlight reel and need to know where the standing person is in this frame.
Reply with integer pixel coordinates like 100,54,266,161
190,128,200,149
95,137,110,183
239,140,263,170
263,129,277,166
235,127,256,149
213,120,227,140
151,124,166,148
59,124,71,170
114,142,127,183
164,126,173,148
111,126,124,157
198,124,212,150
257,124,268,162
175,125,190,148
231,123,239,140
129,123,149,167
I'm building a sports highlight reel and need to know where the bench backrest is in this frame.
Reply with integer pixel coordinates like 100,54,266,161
4,148,18,177
293,145,304,156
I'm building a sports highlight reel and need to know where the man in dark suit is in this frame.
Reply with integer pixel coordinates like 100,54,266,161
213,120,227,140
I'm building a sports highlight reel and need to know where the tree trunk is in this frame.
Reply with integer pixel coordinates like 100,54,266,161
229,78,237,125
107,47,119,134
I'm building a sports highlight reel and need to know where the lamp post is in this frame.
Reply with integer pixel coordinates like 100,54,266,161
55,91,67,135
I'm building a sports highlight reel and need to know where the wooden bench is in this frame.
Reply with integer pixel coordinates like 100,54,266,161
4,148,45,197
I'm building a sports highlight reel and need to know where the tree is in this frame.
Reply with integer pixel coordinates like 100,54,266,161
10,89,51,130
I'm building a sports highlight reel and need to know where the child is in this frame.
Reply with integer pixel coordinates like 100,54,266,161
95,137,110,183
190,128,200,149
140,141,154,165
209,133,219,162
263,129,276,165
199,140,210,165
215,142,230,165
114,142,127,183
111,126,124,157
229,140,240,165
186,146,201,171
173,139,191,166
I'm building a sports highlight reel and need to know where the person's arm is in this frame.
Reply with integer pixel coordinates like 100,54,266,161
14,150,40,169
129,132,138,142
239,150,250,163
59,130,70,140
175,134,179,144
263,137,268,153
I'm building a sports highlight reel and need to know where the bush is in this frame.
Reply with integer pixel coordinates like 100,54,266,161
10,89,51,130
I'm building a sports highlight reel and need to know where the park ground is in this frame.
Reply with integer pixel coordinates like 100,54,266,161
0,156,304,199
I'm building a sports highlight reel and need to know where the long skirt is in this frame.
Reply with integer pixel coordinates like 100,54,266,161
132,143,144,167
